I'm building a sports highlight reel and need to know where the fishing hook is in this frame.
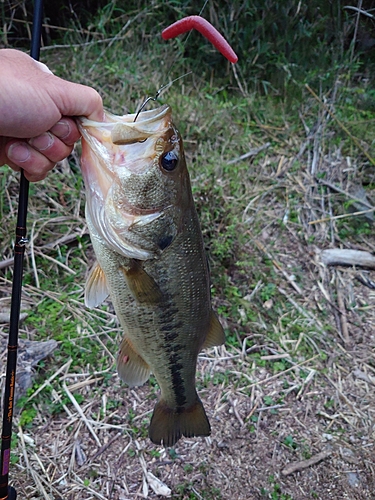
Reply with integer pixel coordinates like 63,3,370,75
133,72,192,122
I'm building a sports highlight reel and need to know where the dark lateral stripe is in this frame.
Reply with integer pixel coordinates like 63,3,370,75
168,352,186,407
160,321,183,333
159,297,187,407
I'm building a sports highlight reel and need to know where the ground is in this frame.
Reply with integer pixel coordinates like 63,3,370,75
1,138,374,499
0,17,375,500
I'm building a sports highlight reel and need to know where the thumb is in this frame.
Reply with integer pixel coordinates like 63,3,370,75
53,77,104,121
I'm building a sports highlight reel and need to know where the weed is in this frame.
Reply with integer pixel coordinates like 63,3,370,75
0,3,374,499
282,435,298,450
261,476,294,499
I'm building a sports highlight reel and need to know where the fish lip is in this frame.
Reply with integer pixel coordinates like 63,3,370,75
79,104,170,127
78,104,171,146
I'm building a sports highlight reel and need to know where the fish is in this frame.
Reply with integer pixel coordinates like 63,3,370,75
78,104,225,447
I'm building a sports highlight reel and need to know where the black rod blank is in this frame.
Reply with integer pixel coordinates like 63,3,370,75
0,1,43,498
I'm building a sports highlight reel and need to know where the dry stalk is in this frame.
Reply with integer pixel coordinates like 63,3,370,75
25,358,72,403
336,275,350,344
242,355,320,391
227,143,270,165
305,84,375,166
62,382,102,447
309,207,375,225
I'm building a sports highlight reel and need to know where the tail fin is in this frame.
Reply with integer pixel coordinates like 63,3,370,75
149,396,210,447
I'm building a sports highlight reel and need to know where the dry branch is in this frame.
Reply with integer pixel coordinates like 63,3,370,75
320,249,375,268
281,450,332,476
344,6,375,19
227,143,270,165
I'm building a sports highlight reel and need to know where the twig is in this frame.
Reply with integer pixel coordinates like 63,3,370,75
243,355,320,390
227,143,271,165
18,426,52,499
90,432,122,462
228,398,244,426
281,450,332,476
35,250,76,275
24,358,72,403
30,220,40,288
88,10,145,74
316,178,374,210
231,63,247,97
260,353,291,361
39,36,135,51
350,0,363,63
278,287,323,328
66,377,103,392
336,275,350,344
10,17,103,35
344,5,375,18
249,232,303,294
309,207,375,225
0,231,86,270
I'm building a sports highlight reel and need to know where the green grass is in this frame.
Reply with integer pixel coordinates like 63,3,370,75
0,3,375,497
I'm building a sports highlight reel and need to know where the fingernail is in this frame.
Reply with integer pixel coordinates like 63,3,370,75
29,132,54,151
7,142,31,163
51,120,70,140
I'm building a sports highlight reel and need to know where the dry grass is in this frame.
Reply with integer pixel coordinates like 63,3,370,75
0,20,375,500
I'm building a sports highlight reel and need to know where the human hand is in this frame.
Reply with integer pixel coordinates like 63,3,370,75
0,49,104,181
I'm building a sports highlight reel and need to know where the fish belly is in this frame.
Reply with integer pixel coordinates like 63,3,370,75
89,210,214,446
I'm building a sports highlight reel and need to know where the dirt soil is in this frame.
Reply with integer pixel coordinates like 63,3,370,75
0,100,374,500
5,331,375,500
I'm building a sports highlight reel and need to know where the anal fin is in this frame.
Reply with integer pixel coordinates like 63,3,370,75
85,261,109,308
149,395,210,447
201,311,225,350
117,336,150,387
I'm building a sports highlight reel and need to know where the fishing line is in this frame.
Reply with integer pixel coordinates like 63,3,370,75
133,71,192,122
159,0,210,83
0,1,43,499
133,0,215,121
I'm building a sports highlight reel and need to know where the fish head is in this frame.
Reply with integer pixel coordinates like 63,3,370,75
79,104,192,259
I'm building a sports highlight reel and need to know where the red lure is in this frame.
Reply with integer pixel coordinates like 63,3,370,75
162,15,238,64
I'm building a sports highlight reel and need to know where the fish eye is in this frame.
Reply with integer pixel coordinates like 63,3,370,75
160,151,178,171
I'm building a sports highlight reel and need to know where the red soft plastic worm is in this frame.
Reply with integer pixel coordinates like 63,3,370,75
162,15,238,64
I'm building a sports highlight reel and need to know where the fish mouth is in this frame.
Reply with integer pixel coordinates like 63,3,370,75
79,104,171,145
79,104,174,260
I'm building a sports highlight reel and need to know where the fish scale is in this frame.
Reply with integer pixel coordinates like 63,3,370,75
79,104,225,447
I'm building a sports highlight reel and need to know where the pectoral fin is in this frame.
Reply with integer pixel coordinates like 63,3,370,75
85,262,109,308
121,260,163,305
117,337,150,387
201,311,225,350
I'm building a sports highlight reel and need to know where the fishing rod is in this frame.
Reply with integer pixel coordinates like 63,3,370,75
0,1,44,498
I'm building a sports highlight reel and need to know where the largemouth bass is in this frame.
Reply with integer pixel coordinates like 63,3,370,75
79,104,225,447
